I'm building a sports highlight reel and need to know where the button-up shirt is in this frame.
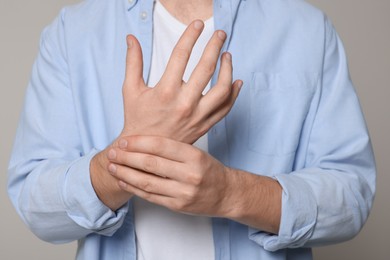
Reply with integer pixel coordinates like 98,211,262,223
8,0,376,259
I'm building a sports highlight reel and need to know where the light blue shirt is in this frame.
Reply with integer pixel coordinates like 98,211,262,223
8,0,376,259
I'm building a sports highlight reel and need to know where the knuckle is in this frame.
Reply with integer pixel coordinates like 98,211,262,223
199,61,216,76
150,137,165,154
181,189,197,205
172,47,190,61
172,200,185,212
138,179,154,193
192,149,206,164
176,102,193,118
143,155,158,173
158,87,175,103
135,136,164,155
218,85,232,100
173,199,189,212
177,186,200,211
187,172,202,186
127,135,141,146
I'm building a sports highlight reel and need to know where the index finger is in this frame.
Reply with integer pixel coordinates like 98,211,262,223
158,20,204,88
124,35,145,88
117,135,192,163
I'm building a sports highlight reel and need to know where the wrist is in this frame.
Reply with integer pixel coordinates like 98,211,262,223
223,168,282,234
90,147,133,211
221,167,245,220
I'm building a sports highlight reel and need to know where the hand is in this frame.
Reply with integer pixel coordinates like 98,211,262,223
90,20,242,211
107,135,235,217
107,135,282,234
121,20,242,144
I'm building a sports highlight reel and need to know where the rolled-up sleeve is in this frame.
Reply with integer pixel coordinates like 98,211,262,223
249,17,376,251
7,9,128,244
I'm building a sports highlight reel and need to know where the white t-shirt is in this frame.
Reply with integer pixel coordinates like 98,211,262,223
134,1,215,260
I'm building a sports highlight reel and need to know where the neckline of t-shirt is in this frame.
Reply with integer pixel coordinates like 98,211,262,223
155,0,214,33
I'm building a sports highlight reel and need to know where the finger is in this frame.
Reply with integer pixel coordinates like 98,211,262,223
108,149,187,181
204,79,243,127
115,136,194,163
124,35,145,88
109,163,179,198
158,20,204,88
199,52,235,112
186,30,227,99
118,181,180,212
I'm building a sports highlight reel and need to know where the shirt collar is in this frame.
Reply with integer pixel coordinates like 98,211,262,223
125,0,244,12
125,0,138,11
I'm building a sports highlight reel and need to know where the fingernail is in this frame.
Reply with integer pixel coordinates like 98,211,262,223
224,52,232,61
119,139,128,149
217,30,226,40
108,149,117,160
237,80,243,89
127,36,133,48
119,181,127,189
108,164,117,174
194,20,203,30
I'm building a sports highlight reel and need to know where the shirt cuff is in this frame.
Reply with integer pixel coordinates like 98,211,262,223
62,149,129,236
248,173,317,251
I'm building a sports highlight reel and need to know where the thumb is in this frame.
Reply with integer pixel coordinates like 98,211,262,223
124,35,145,88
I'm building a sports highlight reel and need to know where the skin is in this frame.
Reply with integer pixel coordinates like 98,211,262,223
91,20,242,211
91,1,282,235
108,136,282,234
159,0,213,24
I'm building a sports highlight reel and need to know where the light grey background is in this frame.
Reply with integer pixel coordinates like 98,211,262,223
0,0,388,259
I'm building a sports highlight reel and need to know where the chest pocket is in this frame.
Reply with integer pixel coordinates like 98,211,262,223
248,72,318,156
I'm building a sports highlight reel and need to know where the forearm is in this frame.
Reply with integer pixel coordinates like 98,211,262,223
8,150,129,243
225,168,282,234
105,135,282,233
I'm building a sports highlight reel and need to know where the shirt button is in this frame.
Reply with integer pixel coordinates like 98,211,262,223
212,128,218,135
128,0,134,3
140,11,148,20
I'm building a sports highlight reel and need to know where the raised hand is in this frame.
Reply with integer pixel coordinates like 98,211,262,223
91,20,242,211
121,20,242,144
